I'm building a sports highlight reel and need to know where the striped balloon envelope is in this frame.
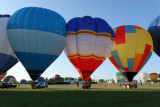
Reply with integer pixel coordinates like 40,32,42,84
109,25,153,82
0,15,18,74
64,16,115,81
7,7,66,81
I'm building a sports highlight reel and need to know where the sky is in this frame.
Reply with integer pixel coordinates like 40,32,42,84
0,0,160,81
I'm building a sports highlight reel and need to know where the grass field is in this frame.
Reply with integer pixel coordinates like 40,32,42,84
1,83,160,107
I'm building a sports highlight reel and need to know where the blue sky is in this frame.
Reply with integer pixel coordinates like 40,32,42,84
1,0,160,81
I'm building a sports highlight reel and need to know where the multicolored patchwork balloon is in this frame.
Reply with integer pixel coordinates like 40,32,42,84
64,16,115,81
7,7,66,81
109,25,153,82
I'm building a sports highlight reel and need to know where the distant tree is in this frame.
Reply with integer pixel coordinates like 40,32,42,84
64,77,74,81
60,77,64,82
78,77,83,81
98,79,105,83
45,77,48,83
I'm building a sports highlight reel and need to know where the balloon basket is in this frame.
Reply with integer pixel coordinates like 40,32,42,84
31,81,36,89
126,83,137,89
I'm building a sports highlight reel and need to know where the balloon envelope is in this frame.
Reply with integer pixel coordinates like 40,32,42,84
113,72,123,83
140,72,149,82
0,15,18,74
55,75,60,81
149,73,159,82
64,16,115,81
0,72,7,81
109,25,153,82
7,7,66,81
20,79,27,84
148,16,160,56
36,77,45,83
3,75,16,82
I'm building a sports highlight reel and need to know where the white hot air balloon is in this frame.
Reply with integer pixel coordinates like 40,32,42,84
140,72,149,82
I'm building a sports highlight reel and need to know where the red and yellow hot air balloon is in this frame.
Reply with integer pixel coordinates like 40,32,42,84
64,16,115,81
109,25,153,82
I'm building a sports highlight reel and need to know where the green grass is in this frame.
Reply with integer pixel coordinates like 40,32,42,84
0,88,160,107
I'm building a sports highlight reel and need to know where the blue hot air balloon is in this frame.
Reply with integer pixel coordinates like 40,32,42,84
7,7,66,81
148,15,160,56
0,14,18,74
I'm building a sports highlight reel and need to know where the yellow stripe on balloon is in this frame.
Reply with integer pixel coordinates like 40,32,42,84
125,33,136,58
116,44,128,68
135,30,146,54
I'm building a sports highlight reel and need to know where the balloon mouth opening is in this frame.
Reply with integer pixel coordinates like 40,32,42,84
80,73,91,82
121,72,137,82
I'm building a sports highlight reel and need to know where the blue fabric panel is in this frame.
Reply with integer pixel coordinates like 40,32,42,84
111,50,125,72
66,17,81,32
0,53,18,74
78,16,96,31
67,16,115,38
127,58,134,72
139,52,152,71
7,7,66,36
15,52,58,71
125,25,136,33
94,18,115,38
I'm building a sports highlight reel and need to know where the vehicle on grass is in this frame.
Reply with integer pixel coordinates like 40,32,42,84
0,82,17,88
35,82,48,89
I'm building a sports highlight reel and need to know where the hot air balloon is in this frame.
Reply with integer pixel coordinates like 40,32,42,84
109,25,153,82
0,72,7,81
140,72,149,82
149,73,159,82
7,7,66,82
0,14,18,74
36,77,45,83
3,75,16,83
64,16,115,81
113,72,123,83
20,79,27,84
148,15,160,56
55,75,60,81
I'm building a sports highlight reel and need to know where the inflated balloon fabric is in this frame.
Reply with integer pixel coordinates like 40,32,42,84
65,16,115,81
7,7,66,80
109,25,153,82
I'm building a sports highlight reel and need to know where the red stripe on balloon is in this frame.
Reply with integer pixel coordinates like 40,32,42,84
124,67,129,72
115,26,126,44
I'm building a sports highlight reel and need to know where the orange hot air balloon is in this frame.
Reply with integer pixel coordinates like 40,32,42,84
149,73,159,82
